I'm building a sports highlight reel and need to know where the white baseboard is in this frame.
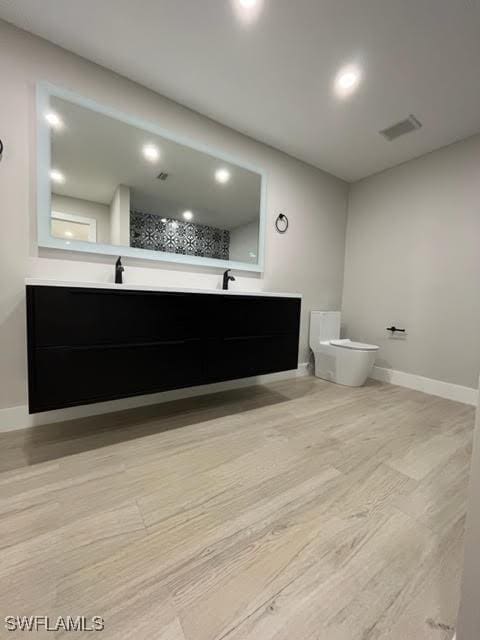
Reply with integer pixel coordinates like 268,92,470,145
371,366,478,406
0,363,310,433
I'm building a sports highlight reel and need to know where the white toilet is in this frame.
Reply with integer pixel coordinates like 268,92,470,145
309,311,379,387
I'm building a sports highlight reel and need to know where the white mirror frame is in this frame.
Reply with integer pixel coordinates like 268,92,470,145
37,82,267,273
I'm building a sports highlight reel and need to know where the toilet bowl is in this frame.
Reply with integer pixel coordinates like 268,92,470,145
309,312,379,387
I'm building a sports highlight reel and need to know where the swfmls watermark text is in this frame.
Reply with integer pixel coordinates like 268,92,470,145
4,616,105,632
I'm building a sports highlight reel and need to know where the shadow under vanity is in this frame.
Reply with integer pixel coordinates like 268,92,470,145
26,281,301,414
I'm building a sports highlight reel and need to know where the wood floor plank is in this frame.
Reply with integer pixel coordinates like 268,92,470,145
56,583,185,640
393,445,471,533
387,433,464,480
216,509,429,640
364,514,465,640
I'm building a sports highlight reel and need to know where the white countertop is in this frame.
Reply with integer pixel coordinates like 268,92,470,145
25,279,302,299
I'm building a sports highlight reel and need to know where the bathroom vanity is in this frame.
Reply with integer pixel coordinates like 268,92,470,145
25,281,301,413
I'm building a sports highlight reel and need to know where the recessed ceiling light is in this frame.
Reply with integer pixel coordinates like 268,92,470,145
334,65,362,98
50,169,65,184
233,0,262,22
45,112,63,129
64,230,73,238
215,168,231,184
182,210,193,221
142,144,160,162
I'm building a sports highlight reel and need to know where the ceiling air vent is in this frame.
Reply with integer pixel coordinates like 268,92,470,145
379,115,422,141
157,172,169,181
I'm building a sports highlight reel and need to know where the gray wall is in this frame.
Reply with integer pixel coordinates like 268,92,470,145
109,184,130,246
456,386,480,639
229,220,259,264
342,135,480,389
0,20,348,412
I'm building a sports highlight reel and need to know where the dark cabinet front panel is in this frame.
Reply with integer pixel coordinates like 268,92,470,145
219,295,300,338
31,287,217,347
30,341,204,413
26,286,301,413
205,335,299,383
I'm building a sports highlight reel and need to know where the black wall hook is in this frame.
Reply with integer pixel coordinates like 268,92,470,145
386,326,406,333
275,213,289,233
0,138,3,160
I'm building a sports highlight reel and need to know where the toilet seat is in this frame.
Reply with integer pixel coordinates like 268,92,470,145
330,339,379,352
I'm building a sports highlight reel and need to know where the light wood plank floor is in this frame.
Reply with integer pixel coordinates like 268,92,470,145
0,378,474,639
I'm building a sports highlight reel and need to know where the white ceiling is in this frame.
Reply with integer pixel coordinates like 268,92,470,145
50,96,261,230
2,0,480,181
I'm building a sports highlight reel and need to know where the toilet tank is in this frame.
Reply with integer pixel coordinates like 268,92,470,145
309,311,341,347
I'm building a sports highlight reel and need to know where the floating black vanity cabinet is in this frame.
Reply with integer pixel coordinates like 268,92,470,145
26,285,301,413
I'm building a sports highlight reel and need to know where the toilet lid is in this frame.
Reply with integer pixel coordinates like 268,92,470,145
330,339,379,351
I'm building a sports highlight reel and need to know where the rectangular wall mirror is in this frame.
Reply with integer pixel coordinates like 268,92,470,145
37,84,267,272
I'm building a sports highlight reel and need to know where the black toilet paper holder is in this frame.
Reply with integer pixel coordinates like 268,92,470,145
386,326,406,333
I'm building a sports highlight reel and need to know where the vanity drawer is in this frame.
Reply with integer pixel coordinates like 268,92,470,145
29,286,216,347
219,295,301,338
205,334,299,382
29,340,203,412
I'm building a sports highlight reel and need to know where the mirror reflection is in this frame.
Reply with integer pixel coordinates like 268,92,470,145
47,95,262,265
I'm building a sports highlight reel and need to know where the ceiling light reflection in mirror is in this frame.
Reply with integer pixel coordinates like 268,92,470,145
45,111,64,130
142,144,160,162
215,168,231,184
50,169,65,184
334,64,362,98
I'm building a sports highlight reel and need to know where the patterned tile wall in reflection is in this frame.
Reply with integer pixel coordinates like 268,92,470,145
130,210,230,260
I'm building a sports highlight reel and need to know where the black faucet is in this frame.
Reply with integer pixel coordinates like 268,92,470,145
222,269,235,290
115,256,124,284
